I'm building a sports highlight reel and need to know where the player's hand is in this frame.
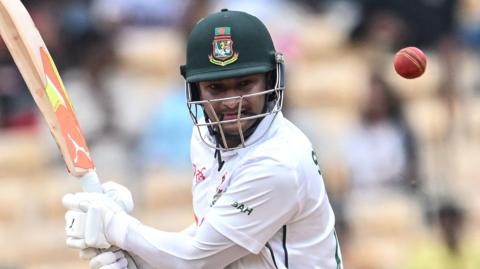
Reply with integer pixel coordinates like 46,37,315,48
82,248,138,269
63,191,126,249
63,181,134,250
101,181,134,213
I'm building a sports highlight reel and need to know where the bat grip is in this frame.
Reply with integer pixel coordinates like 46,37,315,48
80,171,103,193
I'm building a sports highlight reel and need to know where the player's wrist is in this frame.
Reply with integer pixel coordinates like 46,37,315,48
106,211,140,249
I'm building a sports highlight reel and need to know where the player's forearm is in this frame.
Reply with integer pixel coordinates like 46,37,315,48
181,223,197,237
127,252,155,269
107,214,248,268
123,225,212,268
129,223,196,269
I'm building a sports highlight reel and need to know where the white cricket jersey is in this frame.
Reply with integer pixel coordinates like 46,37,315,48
190,112,342,269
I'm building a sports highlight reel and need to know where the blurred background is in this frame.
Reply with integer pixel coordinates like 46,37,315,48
0,0,479,268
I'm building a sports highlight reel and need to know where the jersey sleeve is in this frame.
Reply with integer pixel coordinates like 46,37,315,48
206,158,300,254
107,214,250,268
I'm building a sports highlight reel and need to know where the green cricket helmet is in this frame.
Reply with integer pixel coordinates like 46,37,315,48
180,9,285,150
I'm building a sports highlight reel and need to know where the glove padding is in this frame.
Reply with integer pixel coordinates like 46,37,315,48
64,192,124,249
81,248,137,269
102,181,134,213
63,181,133,249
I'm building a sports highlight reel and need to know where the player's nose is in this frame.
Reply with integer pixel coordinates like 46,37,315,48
222,97,241,109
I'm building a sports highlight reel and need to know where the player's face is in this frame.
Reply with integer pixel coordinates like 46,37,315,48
198,73,266,137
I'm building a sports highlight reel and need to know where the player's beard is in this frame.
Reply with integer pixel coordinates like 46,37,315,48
206,95,269,148
214,109,267,149
218,110,256,135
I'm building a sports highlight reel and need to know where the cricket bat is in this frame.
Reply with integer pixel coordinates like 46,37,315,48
0,0,102,193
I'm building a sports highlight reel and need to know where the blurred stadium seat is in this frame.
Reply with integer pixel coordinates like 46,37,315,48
0,0,479,267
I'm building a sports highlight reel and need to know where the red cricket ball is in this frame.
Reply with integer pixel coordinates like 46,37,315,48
393,47,427,79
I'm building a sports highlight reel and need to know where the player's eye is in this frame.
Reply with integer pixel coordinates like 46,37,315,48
238,80,252,88
205,83,228,96
207,84,216,90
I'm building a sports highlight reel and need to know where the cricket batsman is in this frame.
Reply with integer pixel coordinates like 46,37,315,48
63,9,343,268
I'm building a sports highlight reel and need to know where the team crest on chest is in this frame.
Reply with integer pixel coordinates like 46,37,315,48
209,27,239,66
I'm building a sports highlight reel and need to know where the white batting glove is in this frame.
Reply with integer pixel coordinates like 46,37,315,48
63,192,126,249
63,181,134,250
80,248,138,269
102,181,134,213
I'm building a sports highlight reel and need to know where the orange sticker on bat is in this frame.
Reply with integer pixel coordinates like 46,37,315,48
40,47,94,170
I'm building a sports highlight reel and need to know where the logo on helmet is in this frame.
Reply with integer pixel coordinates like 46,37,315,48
209,27,239,66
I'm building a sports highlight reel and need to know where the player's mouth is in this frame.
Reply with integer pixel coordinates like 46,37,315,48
221,110,254,121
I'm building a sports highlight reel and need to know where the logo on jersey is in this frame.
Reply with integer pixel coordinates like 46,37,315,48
193,164,206,184
231,201,253,215
210,189,223,207
210,173,228,207
209,27,239,66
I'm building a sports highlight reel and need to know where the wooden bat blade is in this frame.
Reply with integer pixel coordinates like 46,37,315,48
0,0,95,177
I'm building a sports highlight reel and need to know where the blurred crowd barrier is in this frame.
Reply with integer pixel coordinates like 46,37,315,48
0,0,479,268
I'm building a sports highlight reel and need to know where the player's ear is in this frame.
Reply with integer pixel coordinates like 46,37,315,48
191,82,201,101
265,71,276,90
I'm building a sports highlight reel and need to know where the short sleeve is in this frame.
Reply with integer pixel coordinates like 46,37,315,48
206,159,299,254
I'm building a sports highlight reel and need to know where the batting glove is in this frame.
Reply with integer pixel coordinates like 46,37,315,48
101,181,134,213
63,181,136,249
79,248,139,269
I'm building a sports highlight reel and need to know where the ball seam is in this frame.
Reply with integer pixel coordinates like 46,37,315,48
401,49,425,71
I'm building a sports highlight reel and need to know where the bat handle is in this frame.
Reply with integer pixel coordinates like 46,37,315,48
80,171,103,193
